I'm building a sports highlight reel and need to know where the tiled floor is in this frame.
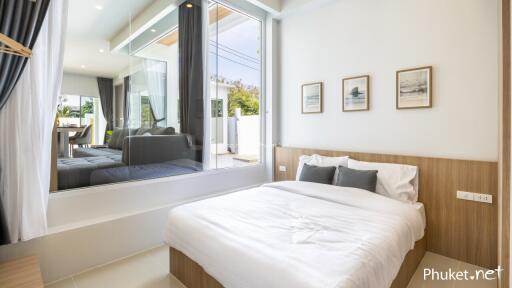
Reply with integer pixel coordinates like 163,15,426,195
46,247,497,288
407,252,497,288
45,246,185,288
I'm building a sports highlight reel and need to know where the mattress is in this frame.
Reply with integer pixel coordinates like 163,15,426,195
165,181,425,288
413,202,426,228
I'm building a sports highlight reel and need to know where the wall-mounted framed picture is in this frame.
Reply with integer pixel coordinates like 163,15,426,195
396,66,432,109
301,82,323,114
342,75,370,112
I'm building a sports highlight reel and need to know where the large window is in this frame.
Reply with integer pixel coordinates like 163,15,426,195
54,0,265,192
57,94,102,144
209,2,262,169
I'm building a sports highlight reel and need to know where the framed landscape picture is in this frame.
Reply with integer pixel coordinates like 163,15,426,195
302,82,323,114
342,75,369,112
396,66,432,109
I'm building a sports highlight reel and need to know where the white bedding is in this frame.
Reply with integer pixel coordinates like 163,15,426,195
165,181,425,288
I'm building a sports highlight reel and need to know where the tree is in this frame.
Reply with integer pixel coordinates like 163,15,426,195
228,82,259,117
80,100,94,117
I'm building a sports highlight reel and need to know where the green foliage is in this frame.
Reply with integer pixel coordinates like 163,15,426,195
57,106,71,118
227,82,259,117
141,96,155,128
104,130,113,144
81,100,94,117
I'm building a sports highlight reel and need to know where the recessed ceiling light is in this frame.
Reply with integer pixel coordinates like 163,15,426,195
95,5,103,10
186,3,193,8
80,65,86,69
150,29,157,33
99,49,105,53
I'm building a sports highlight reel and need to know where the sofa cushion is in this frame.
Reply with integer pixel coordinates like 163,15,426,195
73,147,122,158
108,128,137,149
135,127,175,136
91,159,202,186
57,155,124,190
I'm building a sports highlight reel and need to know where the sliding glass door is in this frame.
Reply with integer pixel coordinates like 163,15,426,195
209,1,262,169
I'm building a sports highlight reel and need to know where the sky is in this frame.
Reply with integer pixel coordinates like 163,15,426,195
209,9,262,88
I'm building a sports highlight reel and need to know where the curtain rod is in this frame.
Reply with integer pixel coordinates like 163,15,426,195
0,33,32,58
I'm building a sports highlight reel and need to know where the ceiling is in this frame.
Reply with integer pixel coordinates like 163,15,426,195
63,0,156,78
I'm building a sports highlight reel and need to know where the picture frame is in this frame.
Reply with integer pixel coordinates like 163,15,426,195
342,75,370,112
396,66,432,109
301,82,323,114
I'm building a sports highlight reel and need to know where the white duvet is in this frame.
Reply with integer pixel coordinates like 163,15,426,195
165,181,425,288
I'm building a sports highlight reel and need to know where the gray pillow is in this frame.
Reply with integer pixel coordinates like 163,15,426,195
299,164,336,184
136,127,175,136
336,166,378,192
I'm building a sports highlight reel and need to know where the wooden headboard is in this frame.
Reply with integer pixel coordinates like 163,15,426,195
273,146,498,269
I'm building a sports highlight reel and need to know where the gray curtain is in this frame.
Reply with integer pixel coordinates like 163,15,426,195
123,76,130,128
0,0,50,110
97,77,114,133
0,0,51,245
179,0,203,160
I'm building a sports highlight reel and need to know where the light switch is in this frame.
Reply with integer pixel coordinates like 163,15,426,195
279,165,287,172
456,191,473,201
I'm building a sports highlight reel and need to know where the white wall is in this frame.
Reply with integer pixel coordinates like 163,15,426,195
61,73,100,98
279,0,499,161
238,115,261,156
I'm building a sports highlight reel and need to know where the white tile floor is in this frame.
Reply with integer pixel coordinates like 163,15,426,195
46,247,497,288
407,252,497,288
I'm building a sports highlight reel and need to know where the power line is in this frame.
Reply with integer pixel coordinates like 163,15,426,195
210,43,260,65
209,40,260,63
209,51,259,71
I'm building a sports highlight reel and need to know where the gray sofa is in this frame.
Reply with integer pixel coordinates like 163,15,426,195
57,127,200,190
73,127,175,158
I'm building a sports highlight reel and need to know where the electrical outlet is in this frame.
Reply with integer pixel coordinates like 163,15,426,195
279,165,287,172
481,194,493,203
457,191,473,201
474,193,492,204
458,191,492,204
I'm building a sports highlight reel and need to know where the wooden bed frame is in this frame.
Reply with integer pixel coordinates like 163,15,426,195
169,236,426,288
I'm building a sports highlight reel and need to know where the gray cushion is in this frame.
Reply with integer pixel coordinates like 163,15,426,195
122,134,198,165
73,147,122,158
135,127,175,136
335,166,378,192
108,128,137,149
57,155,124,190
91,159,202,186
299,163,336,184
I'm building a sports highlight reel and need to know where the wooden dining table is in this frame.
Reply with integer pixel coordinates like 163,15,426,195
56,126,84,158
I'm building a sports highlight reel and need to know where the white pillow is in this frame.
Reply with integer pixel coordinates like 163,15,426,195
296,154,349,184
348,159,419,203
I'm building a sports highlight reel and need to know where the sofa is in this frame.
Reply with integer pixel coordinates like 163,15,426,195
73,127,175,158
57,127,201,190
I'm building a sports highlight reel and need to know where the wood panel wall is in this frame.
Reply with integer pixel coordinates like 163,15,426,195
273,146,498,269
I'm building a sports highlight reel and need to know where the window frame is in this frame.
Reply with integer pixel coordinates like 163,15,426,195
208,0,267,170
52,0,268,193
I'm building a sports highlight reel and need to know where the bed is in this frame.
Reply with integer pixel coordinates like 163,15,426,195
165,181,426,288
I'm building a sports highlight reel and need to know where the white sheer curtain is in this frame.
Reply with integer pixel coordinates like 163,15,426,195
143,59,166,127
0,0,68,242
